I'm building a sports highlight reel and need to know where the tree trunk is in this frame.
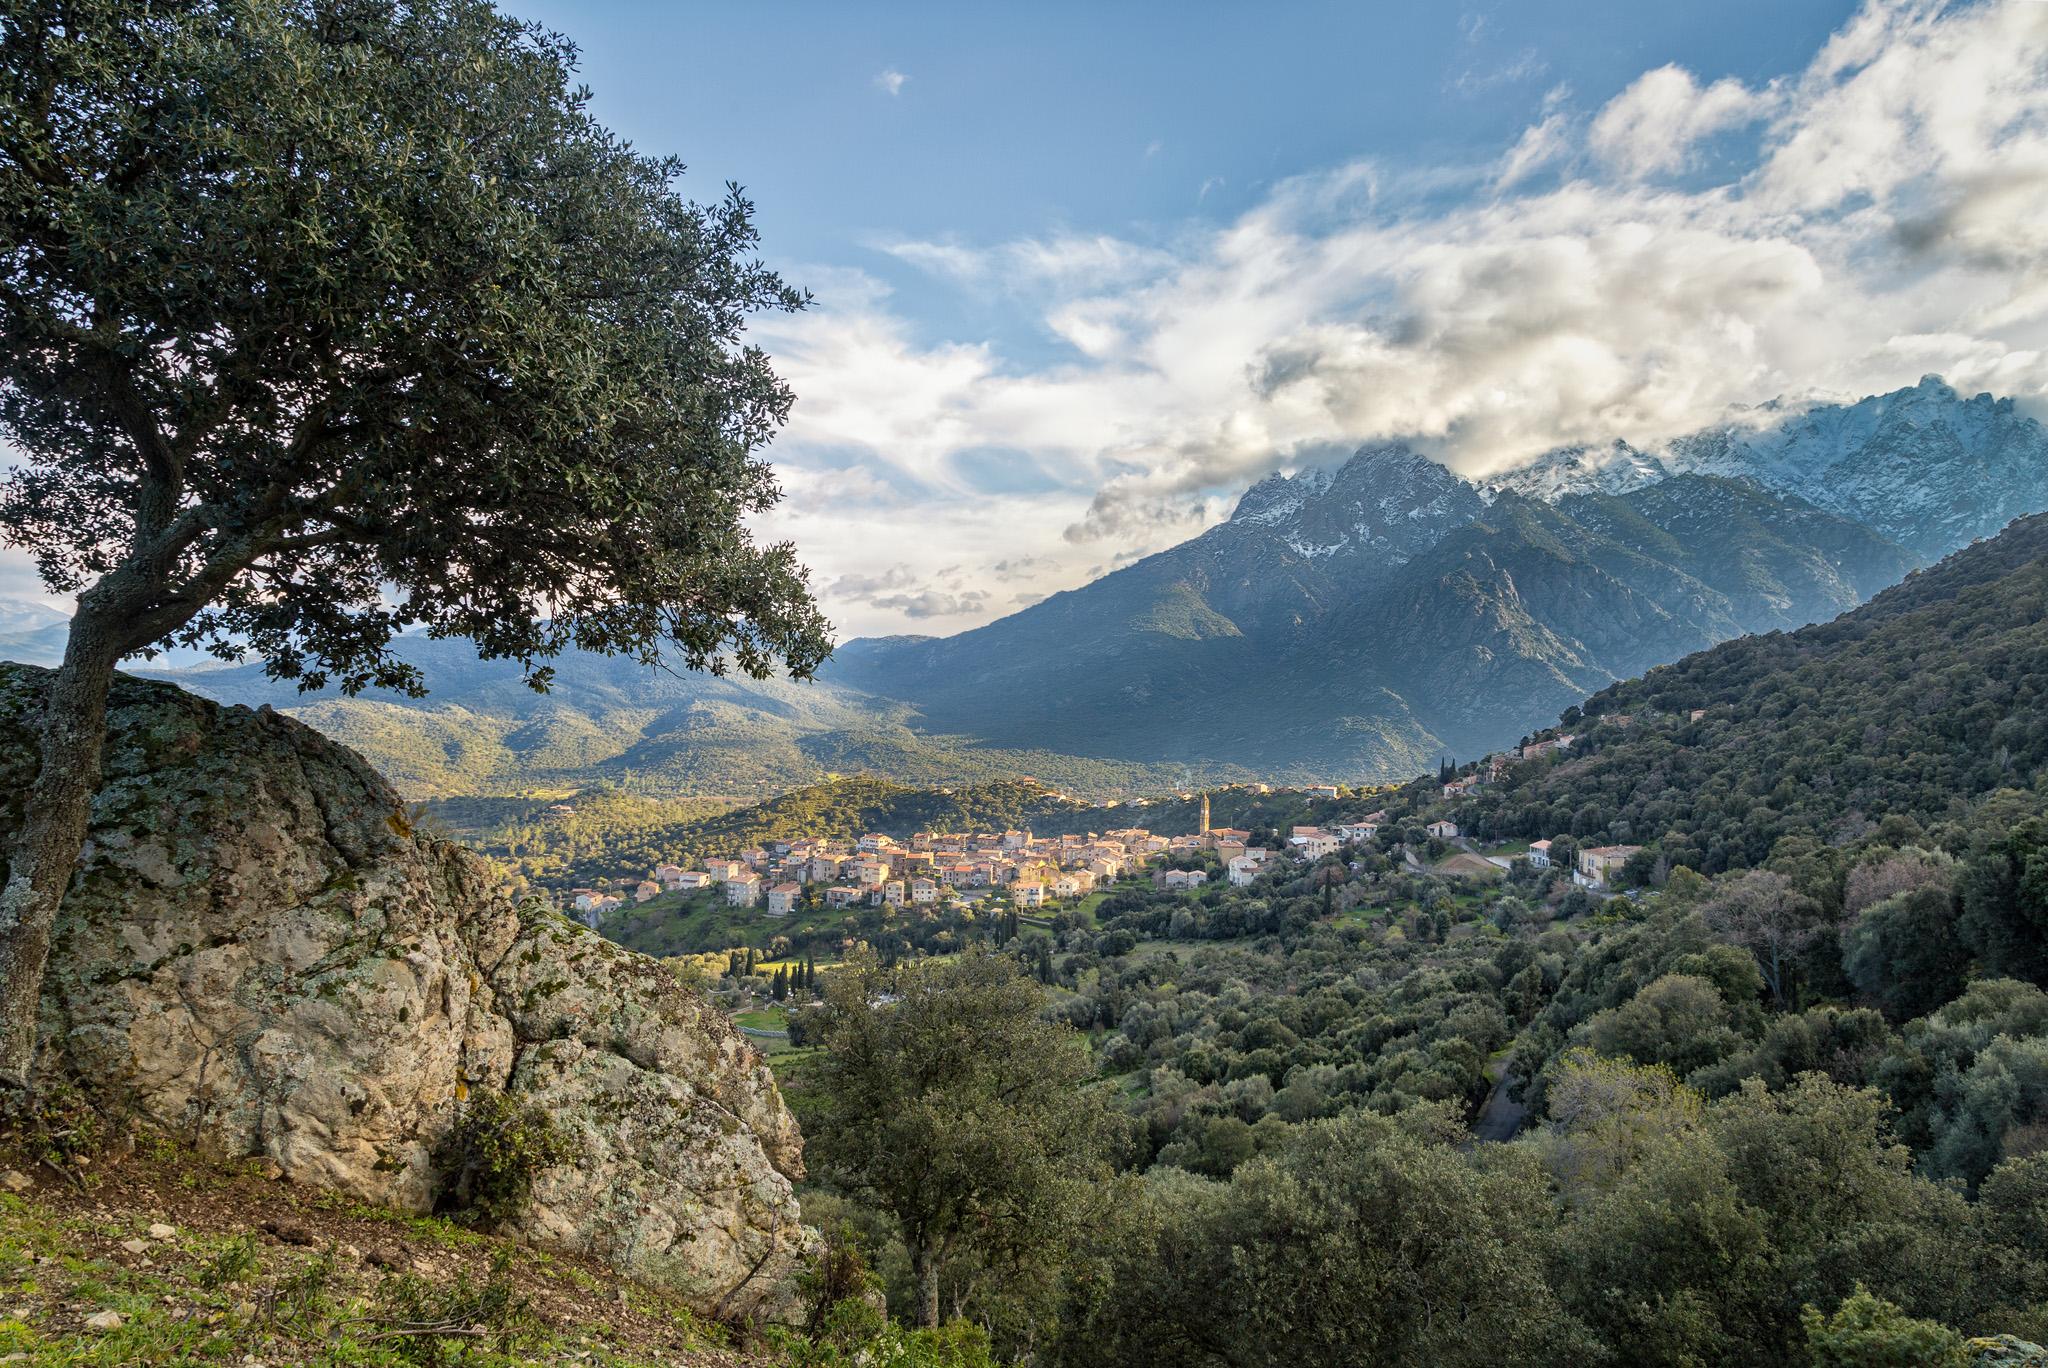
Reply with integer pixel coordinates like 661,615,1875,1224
910,1234,941,1330
0,602,124,1086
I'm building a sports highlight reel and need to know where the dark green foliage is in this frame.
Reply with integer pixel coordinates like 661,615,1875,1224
1844,884,1972,1022
0,0,828,689
806,951,1120,1330
1443,516,2048,870
431,1092,574,1229
1959,818,2048,986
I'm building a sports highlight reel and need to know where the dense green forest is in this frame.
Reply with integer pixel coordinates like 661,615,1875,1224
700,517,2048,1366
1420,512,2048,872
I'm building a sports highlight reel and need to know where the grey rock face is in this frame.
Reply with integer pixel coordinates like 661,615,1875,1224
0,664,809,1318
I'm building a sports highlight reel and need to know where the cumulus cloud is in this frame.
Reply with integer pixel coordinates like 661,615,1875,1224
875,68,908,97
1588,65,1772,179
759,0,2048,635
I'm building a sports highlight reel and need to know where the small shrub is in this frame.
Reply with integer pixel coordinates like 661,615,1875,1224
430,1093,573,1228
372,1247,536,1366
2,1081,103,1179
768,1299,997,1368
267,1246,338,1329
198,1235,259,1289
1802,1285,1970,1367
798,1224,880,1336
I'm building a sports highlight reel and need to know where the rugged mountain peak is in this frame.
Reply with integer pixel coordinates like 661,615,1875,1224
1667,374,2048,556
1225,443,1482,564
1478,375,2047,560
1231,469,1315,525
1485,439,1661,502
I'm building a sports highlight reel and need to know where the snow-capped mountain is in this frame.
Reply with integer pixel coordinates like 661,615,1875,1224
1230,443,1485,568
1489,376,2048,559
1482,439,1668,503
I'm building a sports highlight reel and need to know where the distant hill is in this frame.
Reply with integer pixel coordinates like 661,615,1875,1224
1425,511,2048,870
134,637,1238,800
0,598,67,667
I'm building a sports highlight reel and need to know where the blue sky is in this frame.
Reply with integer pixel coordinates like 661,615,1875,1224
505,0,2048,641
6,1,2048,644
520,0,1856,366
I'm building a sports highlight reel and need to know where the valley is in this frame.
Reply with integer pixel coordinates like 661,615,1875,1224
7,3,2048,1359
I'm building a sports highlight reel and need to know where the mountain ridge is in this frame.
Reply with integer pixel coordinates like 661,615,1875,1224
4,374,2039,798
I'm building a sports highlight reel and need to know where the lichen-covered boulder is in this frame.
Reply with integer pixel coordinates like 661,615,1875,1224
0,664,810,1320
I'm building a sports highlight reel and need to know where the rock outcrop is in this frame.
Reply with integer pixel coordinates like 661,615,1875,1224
0,664,809,1319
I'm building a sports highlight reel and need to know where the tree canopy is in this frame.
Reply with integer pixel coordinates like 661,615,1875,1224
0,0,829,1080
1,0,829,688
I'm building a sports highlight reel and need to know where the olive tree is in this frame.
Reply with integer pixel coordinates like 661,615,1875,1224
806,949,1118,1330
0,0,830,1081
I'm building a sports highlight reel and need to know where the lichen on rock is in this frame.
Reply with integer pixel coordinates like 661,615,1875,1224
0,664,811,1320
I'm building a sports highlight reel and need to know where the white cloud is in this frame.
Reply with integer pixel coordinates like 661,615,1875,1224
875,68,908,97
1495,111,1574,190
1588,64,1771,179
754,0,2048,637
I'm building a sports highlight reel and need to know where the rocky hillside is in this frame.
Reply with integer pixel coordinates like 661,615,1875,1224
0,665,811,1320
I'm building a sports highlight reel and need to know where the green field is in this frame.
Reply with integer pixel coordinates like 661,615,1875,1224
598,888,863,958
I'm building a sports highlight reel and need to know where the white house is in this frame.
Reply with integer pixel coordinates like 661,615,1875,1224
1426,820,1459,841
1288,827,1339,860
1527,839,1553,868
723,873,761,908
1227,854,1264,887
1574,844,1640,890
765,882,801,917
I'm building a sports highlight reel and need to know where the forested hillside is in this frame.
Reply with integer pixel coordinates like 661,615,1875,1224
1432,511,2048,871
721,511,2048,1365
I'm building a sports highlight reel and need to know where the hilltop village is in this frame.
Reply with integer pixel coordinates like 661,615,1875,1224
563,793,1267,924
559,724,1652,928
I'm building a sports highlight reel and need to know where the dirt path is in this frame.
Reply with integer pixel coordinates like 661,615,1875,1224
1471,1056,1528,1144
